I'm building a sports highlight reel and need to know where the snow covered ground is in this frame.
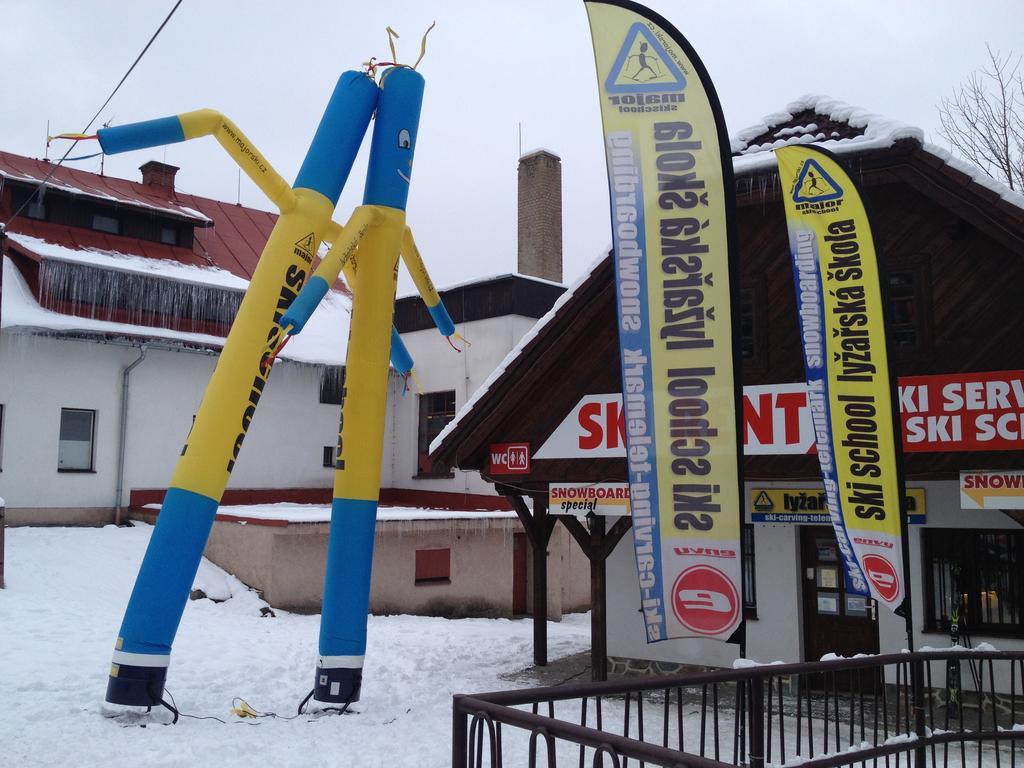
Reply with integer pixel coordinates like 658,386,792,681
0,524,590,767
1,525,1014,767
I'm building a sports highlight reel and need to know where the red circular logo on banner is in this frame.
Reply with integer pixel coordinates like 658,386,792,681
671,565,740,636
862,554,900,602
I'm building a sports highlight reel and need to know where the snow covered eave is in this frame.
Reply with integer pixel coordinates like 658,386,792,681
732,135,923,179
6,232,250,291
1,255,350,367
728,93,1024,223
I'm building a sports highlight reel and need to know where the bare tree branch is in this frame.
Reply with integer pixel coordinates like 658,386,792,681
938,45,1024,191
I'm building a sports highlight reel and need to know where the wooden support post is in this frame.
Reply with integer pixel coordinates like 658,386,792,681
505,492,555,667
560,514,633,682
590,515,608,681
533,496,550,666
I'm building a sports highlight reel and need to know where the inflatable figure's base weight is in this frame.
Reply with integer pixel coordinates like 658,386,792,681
106,664,167,707
314,666,361,704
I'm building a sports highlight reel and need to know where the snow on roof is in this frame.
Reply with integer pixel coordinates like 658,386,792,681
1,254,229,349
142,502,516,524
0,151,276,282
921,142,1024,212
281,287,349,365
519,147,561,161
430,249,607,454
0,166,211,223
730,94,924,175
1,255,350,366
729,94,1024,213
7,232,248,290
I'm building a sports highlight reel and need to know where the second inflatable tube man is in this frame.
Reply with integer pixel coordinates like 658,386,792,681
308,66,425,705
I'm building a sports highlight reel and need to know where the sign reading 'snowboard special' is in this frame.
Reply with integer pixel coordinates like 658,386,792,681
550,483,632,516
586,1,743,643
776,145,907,614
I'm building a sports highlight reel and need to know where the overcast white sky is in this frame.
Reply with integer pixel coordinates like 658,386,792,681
4,1,1022,292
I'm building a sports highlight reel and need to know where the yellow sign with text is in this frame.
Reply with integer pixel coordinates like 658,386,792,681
777,146,906,612
751,487,925,524
587,1,743,643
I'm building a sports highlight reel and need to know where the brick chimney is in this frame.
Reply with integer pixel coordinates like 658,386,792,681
139,160,179,190
517,149,563,283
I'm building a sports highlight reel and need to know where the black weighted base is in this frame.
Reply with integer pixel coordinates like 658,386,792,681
106,664,167,706
313,666,361,704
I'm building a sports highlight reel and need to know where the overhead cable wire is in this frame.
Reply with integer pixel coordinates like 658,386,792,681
3,0,184,229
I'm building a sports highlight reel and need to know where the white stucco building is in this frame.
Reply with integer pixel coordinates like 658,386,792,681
0,148,568,527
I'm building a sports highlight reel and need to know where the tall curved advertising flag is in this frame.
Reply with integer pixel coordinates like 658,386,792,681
776,145,908,615
585,1,744,644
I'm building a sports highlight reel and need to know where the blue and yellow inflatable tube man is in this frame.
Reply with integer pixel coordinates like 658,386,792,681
283,65,426,705
99,59,454,709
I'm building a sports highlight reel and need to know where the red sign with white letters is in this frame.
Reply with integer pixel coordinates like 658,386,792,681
488,443,531,474
899,370,1024,452
533,370,1024,459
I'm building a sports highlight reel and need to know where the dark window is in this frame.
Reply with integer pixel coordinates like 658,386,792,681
415,548,451,584
924,528,1024,636
887,271,919,348
58,408,95,471
91,214,120,234
160,226,178,246
416,391,456,478
10,186,46,221
319,367,346,405
322,446,335,468
742,524,757,618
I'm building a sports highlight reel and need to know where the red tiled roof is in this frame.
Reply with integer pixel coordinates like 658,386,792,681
0,150,278,280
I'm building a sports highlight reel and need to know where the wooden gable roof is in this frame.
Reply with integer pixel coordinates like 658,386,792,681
432,99,1024,492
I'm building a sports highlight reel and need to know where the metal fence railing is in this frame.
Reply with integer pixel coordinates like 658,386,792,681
453,650,1024,767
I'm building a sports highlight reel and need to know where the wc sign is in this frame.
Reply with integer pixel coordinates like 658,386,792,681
489,443,531,475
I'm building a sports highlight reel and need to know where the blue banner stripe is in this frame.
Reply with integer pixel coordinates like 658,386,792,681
788,229,870,596
606,134,667,641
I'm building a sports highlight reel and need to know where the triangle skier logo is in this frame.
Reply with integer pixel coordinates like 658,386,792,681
295,232,316,256
605,23,687,94
792,159,843,203
752,491,774,513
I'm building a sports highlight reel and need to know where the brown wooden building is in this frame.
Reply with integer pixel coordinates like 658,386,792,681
432,96,1024,677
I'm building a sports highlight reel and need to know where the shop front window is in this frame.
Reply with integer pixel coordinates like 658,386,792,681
924,528,1024,636
742,524,757,618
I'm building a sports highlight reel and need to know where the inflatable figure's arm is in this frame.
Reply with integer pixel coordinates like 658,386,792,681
278,210,415,380
98,110,296,212
279,206,376,334
400,227,457,339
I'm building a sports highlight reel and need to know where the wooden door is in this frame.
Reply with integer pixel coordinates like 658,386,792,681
512,532,528,615
800,526,880,663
